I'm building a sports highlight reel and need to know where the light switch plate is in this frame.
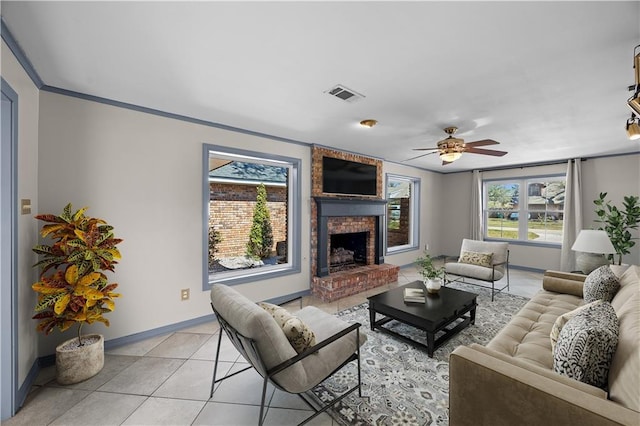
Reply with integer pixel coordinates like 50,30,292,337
21,199,31,215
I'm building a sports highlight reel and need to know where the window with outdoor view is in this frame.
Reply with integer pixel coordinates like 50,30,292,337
483,175,565,244
203,144,300,288
386,174,420,252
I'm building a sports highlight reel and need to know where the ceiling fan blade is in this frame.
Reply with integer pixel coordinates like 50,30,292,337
412,147,439,151
404,151,439,162
465,139,499,147
464,147,508,156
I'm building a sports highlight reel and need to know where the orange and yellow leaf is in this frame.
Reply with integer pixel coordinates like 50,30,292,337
54,294,71,315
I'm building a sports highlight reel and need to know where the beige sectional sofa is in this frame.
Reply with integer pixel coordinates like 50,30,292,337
449,265,640,426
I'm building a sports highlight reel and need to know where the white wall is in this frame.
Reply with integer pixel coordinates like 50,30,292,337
383,162,444,267
37,91,312,355
1,41,40,386
439,172,473,257
439,158,640,270
29,84,640,359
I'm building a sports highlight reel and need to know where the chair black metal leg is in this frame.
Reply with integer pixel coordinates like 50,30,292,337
258,375,269,426
210,329,224,398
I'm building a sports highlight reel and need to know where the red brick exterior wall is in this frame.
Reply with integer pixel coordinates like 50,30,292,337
387,198,410,247
209,183,287,258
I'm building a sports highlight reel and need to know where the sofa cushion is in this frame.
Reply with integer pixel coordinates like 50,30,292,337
542,271,586,297
553,301,619,388
608,265,640,412
468,344,608,399
445,262,504,282
583,265,620,303
460,250,493,268
550,300,603,351
258,302,316,353
487,290,583,369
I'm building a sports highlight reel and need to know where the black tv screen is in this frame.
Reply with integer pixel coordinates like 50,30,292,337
322,157,377,196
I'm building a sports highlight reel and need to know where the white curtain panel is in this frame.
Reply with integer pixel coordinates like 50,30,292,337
470,170,483,240
560,159,583,271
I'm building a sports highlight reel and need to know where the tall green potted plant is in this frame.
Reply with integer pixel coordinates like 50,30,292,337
594,193,640,265
31,203,122,384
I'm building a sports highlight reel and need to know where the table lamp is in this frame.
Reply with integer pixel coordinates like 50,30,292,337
571,230,616,274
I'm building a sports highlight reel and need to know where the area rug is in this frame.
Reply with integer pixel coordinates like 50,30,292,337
308,282,529,426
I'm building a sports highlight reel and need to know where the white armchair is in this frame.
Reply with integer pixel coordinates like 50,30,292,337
445,239,510,301
209,284,366,425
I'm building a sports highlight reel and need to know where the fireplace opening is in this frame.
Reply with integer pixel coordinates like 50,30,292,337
329,231,368,272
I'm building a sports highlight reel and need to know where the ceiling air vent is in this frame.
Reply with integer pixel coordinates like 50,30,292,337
325,84,365,102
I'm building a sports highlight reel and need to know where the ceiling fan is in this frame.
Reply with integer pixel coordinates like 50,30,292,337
408,126,508,165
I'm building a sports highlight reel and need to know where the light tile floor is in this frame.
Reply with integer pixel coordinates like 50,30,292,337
5,265,542,426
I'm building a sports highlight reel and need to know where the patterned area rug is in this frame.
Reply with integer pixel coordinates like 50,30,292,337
308,282,529,426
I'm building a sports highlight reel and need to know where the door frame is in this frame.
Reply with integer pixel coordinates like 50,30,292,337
1,77,19,420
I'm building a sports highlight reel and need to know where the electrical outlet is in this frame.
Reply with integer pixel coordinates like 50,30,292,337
425,243,429,251
181,288,190,301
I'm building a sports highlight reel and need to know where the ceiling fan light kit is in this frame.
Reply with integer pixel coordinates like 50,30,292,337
409,125,507,165
440,151,463,162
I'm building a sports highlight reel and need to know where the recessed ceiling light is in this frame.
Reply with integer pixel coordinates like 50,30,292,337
360,119,377,128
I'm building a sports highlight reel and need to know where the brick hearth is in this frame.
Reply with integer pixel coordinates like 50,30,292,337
311,263,400,302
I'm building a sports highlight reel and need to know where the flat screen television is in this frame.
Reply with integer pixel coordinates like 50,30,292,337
322,156,377,196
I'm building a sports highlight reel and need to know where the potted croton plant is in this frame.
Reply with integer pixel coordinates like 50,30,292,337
31,203,122,384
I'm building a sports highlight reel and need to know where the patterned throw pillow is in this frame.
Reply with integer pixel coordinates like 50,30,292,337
459,251,493,268
550,300,603,351
257,302,316,354
583,265,620,303
553,301,619,388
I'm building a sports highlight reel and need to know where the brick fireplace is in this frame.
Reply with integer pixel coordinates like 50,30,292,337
310,147,399,302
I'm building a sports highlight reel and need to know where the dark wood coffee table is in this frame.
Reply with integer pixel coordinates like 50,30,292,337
367,281,478,357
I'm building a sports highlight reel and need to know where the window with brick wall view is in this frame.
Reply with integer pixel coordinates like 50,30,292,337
386,174,420,252
483,176,566,244
205,146,300,286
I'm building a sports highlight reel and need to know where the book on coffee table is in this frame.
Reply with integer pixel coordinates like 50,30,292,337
403,287,425,303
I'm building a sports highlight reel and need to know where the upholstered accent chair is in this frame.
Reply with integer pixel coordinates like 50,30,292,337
445,239,510,301
209,284,366,425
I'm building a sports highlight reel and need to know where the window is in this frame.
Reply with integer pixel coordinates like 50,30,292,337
386,174,420,252
203,144,301,289
484,175,565,244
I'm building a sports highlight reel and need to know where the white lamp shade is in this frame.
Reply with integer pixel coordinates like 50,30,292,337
571,230,615,254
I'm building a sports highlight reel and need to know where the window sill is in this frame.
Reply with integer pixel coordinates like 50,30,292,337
483,238,561,249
